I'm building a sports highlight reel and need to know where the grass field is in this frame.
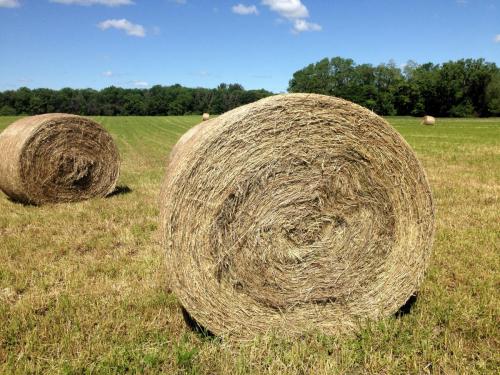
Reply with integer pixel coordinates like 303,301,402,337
0,115,498,374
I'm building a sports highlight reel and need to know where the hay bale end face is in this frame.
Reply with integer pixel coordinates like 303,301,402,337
0,114,120,205
422,115,436,125
160,94,435,340
202,113,210,121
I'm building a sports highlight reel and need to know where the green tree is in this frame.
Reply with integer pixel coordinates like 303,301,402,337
486,72,500,115
0,105,16,115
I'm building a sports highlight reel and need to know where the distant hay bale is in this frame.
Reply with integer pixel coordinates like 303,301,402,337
202,113,210,121
422,115,436,125
0,114,120,205
160,94,435,340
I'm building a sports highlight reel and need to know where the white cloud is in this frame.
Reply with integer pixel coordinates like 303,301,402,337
262,0,321,34
232,4,258,15
495,35,500,43
51,0,133,6
102,70,113,77
98,19,146,37
0,0,20,8
262,0,308,19
292,18,321,33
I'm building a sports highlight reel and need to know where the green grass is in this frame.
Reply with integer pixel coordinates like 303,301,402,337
0,115,498,374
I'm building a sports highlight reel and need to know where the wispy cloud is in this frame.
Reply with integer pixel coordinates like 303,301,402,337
292,18,321,33
132,80,149,88
169,0,186,4
261,0,321,33
251,74,272,79
18,78,33,84
232,3,259,15
192,70,214,77
152,26,161,35
102,70,113,77
51,0,133,6
0,0,20,8
495,34,500,43
98,19,146,37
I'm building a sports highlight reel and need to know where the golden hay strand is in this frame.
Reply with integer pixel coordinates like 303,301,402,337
160,94,435,341
422,115,436,125
0,113,120,205
167,119,214,164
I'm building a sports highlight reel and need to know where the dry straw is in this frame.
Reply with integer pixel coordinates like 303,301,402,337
422,115,436,125
202,113,210,121
168,119,212,163
0,113,120,205
160,94,435,340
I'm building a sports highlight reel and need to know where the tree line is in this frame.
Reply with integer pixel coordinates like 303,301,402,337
1,57,499,117
0,83,272,116
289,57,500,117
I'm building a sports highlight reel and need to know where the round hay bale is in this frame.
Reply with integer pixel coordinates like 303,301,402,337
160,94,435,340
202,113,210,121
422,115,436,125
0,113,120,205
168,118,214,164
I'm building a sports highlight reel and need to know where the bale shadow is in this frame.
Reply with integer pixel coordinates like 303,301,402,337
107,185,132,197
4,184,131,205
6,196,36,206
181,307,217,340
395,293,418,318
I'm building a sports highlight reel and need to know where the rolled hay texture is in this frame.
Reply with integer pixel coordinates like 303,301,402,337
168,119,213,164
422,115,436,125
0,114,120,205
202,113,210,121
160,94,435,340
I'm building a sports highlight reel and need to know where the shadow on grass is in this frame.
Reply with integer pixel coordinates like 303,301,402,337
6,196,36,206
181,307,217,340
4,184,132,205
107,185,132,198
180,294,419,341
395,293,418,318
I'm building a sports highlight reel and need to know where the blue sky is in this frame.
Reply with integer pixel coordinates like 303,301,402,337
0,0,499,92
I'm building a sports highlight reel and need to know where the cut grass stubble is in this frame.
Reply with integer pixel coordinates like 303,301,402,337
0,115,498,374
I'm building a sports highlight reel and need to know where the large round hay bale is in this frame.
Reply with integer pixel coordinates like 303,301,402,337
202,113,210,121
422,115,436,125
168,119,213,164
0,114,120,205
160,94,435,340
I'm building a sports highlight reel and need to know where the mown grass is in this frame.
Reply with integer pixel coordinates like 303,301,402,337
0,115,498,374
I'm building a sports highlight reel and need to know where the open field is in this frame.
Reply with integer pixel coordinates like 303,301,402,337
0,115,498,374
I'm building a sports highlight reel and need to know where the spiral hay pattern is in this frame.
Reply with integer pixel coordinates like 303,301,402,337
0,114,120,205
160,94,435,340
